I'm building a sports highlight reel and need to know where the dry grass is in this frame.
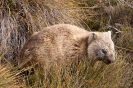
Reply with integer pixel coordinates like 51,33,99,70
0,65,25,88
0,0,133,88
18,53,132,88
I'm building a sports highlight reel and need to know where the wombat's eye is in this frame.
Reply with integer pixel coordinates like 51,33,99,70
102,49,107,54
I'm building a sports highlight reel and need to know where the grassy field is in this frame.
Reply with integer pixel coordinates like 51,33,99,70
0,0,133,88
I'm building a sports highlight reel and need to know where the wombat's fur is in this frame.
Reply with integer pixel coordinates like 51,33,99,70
18,24,115,68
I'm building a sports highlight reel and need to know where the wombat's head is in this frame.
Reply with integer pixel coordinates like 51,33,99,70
87,31,115,64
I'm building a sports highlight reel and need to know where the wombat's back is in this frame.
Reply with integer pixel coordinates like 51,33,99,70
19,24,90,66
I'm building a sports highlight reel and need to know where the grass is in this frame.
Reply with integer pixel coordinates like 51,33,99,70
0,0,133,88
0,56,132,88
0,65,25,88
14,52,132,88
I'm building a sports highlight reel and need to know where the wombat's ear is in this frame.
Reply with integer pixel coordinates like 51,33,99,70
108,31,112,39
92,33,97,40
88,33,97,44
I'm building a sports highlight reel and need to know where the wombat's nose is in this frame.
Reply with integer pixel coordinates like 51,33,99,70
102,49,107,55
106,58,115,64
106,59,111,64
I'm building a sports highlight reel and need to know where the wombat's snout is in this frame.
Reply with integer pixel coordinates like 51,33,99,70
105,59,112,64
102,49,111,64
105,57,115,64
98,49,115,64
104,54,115,65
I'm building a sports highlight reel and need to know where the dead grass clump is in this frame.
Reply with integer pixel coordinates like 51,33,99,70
0,65,25,88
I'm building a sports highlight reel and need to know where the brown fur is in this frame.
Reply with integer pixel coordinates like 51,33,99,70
18,24,115,68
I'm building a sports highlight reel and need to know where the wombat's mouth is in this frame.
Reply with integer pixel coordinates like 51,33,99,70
103,59,111,65
98,56,112,65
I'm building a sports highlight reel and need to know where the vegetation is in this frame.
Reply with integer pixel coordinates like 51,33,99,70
0,0,133,88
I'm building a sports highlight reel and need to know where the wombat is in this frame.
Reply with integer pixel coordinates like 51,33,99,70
18,24,115,68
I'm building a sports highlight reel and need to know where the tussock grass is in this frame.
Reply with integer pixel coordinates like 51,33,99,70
20,53,132,88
